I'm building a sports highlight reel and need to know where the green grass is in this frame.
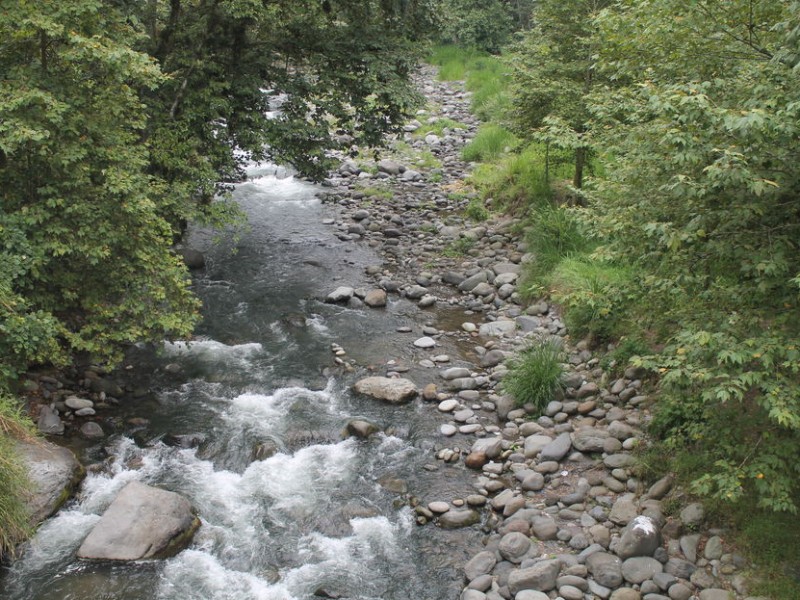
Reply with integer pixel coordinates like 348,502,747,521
0,393,35,560
503,338,566,412
461,124,519,162
355,185,392,201
464,197,489,222
443,237,476,257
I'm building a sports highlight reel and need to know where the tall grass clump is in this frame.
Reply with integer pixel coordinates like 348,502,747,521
0,393,35,560
461,124,518,162
523,204,594,285
503,338,565,413
428,45,483,81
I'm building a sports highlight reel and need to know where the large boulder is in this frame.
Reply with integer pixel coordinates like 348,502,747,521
353,377,418,404
78,481,200,560
17,439,84,524
616,516,662,559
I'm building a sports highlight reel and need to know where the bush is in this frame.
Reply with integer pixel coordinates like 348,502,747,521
0,393,35,560
461,124,518,162
546,258,634,341
503,338,566,413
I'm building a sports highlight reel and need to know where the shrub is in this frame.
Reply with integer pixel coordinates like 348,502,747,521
522,204,593,287
503,338,565,413
464,198,489,222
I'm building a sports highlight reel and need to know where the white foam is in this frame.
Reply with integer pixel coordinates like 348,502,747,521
163,339,263,358
158,550,295,600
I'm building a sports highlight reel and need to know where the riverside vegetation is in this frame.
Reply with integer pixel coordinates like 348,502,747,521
430,0,800,596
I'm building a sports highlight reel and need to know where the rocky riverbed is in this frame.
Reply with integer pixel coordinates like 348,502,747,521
11,66,765,600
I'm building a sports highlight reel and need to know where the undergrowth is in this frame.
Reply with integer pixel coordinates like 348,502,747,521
503,337,565,413
0,393,35,560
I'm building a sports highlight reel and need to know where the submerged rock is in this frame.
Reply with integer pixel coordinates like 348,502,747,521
77,481,199,561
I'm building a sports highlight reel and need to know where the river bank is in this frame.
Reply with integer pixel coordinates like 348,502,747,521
4,65,764,600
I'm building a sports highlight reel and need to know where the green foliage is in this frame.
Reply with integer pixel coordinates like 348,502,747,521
464,198,489,222
414,117,466,138
443,237,476,257
503,337,565,412
355,185,393,201
461,124,518,162
546,258,634,341
438,0,517,53
0,394,35,560
600,336,651,376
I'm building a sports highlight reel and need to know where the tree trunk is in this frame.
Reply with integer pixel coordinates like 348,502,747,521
573,146,586,189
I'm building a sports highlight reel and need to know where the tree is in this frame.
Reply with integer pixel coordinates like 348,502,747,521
589,0,800,511
507,0,614,188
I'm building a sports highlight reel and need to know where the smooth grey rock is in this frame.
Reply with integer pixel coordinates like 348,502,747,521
499,532,532,563
64,397,94,410
364,289,387,307
560,584,584,600
604,453,636,469
441,367,472,380
668,583,693,600
414,336,437,348
79,421,104,439
17,440,83,524
472,437,504,459
460,590,486,600
531,515,558,541
479,320,516,337
325,286,354,303
680,503,704,527
37,405,64,435
77,481,199,560
586,552,623,589
439,509,480,529
508,559,561,594
704,535,723,560
610,589,642,600
646,474,674,500
680,534,701,563
459,272,488,292
523,434,553,458
522,472,545,492
465,551,497,581
622,556,663,584
616,515,662,559
515,592,549,600
610,493,638,525
664,558,696,579
539,432,573,462
353,377,417,404
377,159,404,175
571,428,609,452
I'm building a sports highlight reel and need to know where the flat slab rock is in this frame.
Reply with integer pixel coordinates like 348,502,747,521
17,439,84,524
78,481,200,561
353,377,418,404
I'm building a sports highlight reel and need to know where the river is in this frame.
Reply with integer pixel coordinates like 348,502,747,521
0,162,482,600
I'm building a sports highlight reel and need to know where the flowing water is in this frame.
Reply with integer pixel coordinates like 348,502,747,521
0,164,482,600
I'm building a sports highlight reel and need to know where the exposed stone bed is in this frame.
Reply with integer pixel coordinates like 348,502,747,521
321,66,758,600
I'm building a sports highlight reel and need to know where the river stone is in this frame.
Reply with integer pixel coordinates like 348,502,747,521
353,377,417,404
79,421,105,439
531,515,558,540
377,159,404,175
439,399,459,412
680,534,701,562
571,428,610,452
664,558,696,580
17,439,84,524
77,481,200,560
523,435,553,458
428,501,450,514
499,532,532,563
515,592,549,600
441,367,472,380
344,419,380,439
467,574,493,592
472,437,503,459
441,424,457,436
522,472,545,492
479,320,516,337
481,349,506,367
646,474,674,500
610,493,639,525
65,396,94,410
438,509,480,529
37,405,64,435
704,535,724,560
364,289,387,308
414,336,436,348
586,552,623,589
465,551,497,581
610,589,642,600
508,559,561,594
325,286,354,303
622,557,663,584
560,585,585,600
604,453,636,469
668,583,693,600
679,502,704,527
459,271,488,292
539,432,572,462
460,590,486,600
616,515,662,559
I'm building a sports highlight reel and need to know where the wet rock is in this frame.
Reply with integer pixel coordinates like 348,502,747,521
414,336,437,348
353,377,418,404
77,481,199,560
17,439,84,524
79,421,105,440
325,286,354,303
37,405,64,435
252,440,279,461
344,419,380,439
364,289,387,307
438,509,480,529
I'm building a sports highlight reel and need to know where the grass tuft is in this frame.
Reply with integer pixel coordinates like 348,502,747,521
0,393,35,560
462,124,518,162
503,337,565,413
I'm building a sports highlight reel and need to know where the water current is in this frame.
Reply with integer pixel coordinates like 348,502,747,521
0,163,482,600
